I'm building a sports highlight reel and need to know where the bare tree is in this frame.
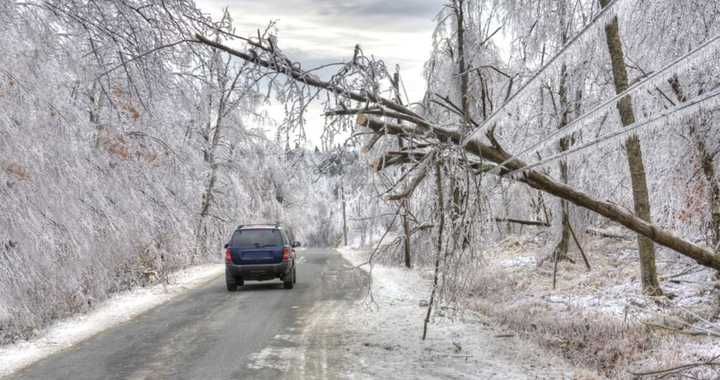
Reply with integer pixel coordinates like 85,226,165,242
193,10,258,260
599,0,662,295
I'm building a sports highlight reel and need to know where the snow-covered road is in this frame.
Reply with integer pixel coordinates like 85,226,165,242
3,249,368,380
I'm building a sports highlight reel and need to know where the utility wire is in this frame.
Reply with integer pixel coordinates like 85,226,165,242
487,32,720,176
461,0,624,146
503,87,720,178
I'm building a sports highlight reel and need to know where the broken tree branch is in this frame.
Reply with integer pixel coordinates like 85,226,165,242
568,221,591,271
194,34,421,119
386,155,432,201
629,355,720,378
372,151,427,171
356,114,720,271
494,218,551,227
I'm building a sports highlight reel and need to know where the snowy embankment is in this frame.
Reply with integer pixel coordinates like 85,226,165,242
469,232,720,378
335,246,589,379
0,264,223,377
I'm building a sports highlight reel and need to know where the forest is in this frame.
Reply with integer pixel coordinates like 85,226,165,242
1,0,719,378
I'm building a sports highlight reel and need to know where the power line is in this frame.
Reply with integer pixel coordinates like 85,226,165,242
503,87,720,178
487,32,720,176
461,0,624,146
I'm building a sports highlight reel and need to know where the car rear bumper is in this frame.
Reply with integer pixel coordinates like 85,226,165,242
226,262,291,281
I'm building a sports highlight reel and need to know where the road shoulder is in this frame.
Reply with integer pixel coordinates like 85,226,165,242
322,247,593,379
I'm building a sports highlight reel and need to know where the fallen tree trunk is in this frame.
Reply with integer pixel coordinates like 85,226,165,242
495,218,551,227
194,34,421,119
192,34,720,272
357,114,720,271
586,226,632,240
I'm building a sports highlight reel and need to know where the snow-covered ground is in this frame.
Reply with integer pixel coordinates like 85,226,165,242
0,264,224,377
330,246,590,379
468,233,720,378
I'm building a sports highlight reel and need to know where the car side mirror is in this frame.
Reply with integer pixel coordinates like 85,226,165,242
292,241,301,248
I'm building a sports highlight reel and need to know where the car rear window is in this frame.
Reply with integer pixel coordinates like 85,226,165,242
230,229,283,248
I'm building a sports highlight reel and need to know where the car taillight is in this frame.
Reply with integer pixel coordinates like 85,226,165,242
225,248,232,264
282,247,290,262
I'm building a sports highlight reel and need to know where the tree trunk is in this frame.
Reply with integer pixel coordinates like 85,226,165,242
553,61,573,262
393,68,412,268
452,0,471,250
423,159,445,341
668,76,720,249
402,199,412,268
341,180,348,246
195,96,225,262
553,3,573,263
702,148,720,249
454,0,471,131
599,0,662,295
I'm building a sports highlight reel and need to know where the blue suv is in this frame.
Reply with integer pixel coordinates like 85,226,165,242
224,224,300,291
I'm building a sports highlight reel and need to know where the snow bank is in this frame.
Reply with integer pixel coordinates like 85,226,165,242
0,264,224,377
335,247,583,379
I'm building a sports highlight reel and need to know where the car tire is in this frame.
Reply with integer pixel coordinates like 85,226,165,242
226,274,241,292
283,267,295,289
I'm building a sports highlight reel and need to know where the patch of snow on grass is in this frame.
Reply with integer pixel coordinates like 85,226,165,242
498,255,537,268
0,264,224,378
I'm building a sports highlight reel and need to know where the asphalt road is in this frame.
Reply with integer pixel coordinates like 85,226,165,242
7,248,367,380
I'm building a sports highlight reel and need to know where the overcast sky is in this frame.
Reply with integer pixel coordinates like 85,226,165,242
195,0,440,146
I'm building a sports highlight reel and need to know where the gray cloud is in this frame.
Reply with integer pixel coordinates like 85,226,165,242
198,0,437,99
203,0,440,32
313,0,440,20
197,0,438,144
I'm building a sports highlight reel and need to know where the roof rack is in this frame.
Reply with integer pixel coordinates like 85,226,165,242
236,223,284,230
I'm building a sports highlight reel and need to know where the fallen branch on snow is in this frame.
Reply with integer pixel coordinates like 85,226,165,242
629,355,720,378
